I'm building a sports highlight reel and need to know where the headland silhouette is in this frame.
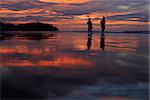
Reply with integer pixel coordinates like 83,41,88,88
0,22,59,31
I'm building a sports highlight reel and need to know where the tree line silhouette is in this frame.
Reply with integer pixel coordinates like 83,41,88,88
0,22,59,31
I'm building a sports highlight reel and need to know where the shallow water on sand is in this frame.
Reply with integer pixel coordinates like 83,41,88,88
0,31,149,100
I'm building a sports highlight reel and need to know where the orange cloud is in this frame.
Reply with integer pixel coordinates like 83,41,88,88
0,8,44,14
39,0,89,4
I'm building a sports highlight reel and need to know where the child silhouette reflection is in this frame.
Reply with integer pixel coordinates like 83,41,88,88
100,34,105,50
87,35,92,49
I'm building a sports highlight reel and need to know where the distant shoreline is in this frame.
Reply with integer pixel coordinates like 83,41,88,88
1,31,149,34
0,22,59,31
58,31,150,34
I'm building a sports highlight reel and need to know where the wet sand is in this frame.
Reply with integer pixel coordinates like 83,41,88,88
0,31,149,100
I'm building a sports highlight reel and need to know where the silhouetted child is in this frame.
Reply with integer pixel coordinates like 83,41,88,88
87,18,93,36
101,16,106,35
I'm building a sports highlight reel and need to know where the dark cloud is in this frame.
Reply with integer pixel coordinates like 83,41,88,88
0,0,56,11
108,12,149,22
1,16,58,22
56,9,99,16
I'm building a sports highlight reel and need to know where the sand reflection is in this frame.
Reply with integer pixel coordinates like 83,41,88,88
1,55,92,68
0,32,149,99
39,56,92,67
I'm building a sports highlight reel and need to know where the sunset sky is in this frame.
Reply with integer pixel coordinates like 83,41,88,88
0,0,149,31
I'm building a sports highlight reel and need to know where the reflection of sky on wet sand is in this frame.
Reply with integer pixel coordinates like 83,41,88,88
0,32,149,68
0,32,149,99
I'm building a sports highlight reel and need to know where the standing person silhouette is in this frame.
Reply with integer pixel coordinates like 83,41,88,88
101,16,106,35
87,18,93,36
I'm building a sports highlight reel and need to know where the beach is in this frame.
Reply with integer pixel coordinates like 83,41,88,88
0,31,149,100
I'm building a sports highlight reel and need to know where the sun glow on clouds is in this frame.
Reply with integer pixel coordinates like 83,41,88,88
118,5,129,10
0,8,58,18
0,8,44,15
39,0,89,4
74,11,133,20
0,0,149,31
